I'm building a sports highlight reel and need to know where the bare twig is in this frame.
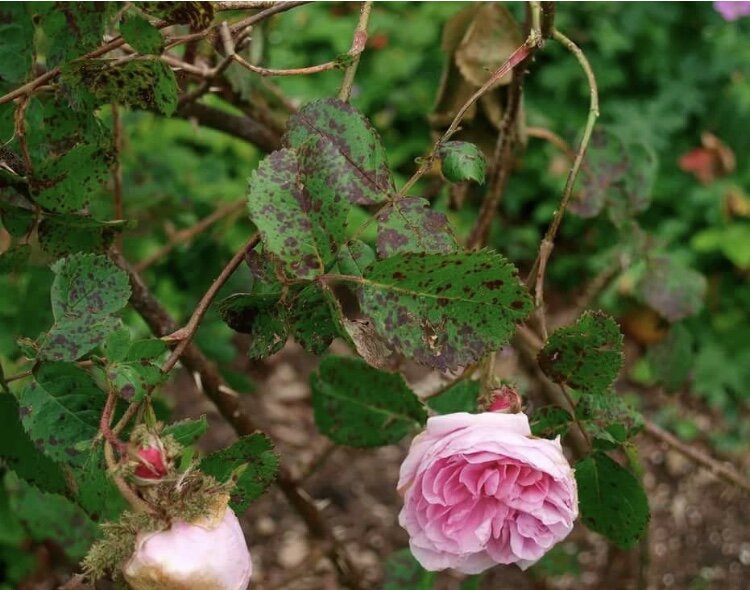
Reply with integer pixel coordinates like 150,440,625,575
525,28,599,308
231,52,342,77
3,369,32,383
161,234,260,373
338,1,373,102
134,200,245,272
643,420,750,495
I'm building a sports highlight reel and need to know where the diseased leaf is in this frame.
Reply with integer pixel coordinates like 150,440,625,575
530,406,572,439
358,251,532,370
120,13,164,54
575,452,650,548
287,285,338,355
647,323,693,392
73,447,127,521
383,548,436,590
37,3,109,67
63,58,179,115
17,363,104,467
572,129,657,223
376,197,457,258
638,255,706,322
10,478,99,560
102,339,168,402
311,356,426,447
38,253,130,361
247,148,348,280
38,214,126,258
438,141,487,184
218,293,288,359
31,143,114,213
139,1,214,28
284,98,394,205
0,4,33,87
538,311,623,394
163,416,208,447
200,434,279,512
337,240,375,276
0,394,68,494
576,393,643,450
426,379,479,414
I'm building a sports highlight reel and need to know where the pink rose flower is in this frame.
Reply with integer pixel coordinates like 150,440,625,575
714,1,750,20
398,412,577,573
123,506,253,590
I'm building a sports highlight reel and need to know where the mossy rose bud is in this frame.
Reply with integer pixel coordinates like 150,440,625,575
134,447,168,480
123,505,252,590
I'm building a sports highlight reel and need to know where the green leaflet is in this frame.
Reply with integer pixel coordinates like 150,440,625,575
247,148,349,280
120,12,164,55
199,434,279,512
438,141,486,184
375,197,457,259
284,98,394,205
311,356,426,447
538,311,624,394
575,452,650,548
0,4,33,87
38,253,131,362
358,251,532,370
530,406,572,439
426,379,479,414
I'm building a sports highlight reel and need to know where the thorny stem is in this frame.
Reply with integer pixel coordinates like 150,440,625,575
338,1,373,102
161,234,260,374
525,28,600,314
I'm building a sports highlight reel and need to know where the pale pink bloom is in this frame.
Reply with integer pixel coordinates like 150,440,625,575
123,507,252,590
714,1,750,20
398,412,577,573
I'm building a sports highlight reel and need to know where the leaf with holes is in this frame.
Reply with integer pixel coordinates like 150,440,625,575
17,363,104,467
538,311,623,394
31,143,114,213
530,406,572,439
247,148,348,280
63,59,178,115
139,1,214,28
0,394,68,495
284,98,394,205
200,434,279,512
311,356,426,447
120,13,164,54
383,548,436,590
38,253,131,362
376,197,457,258
426,380,479,414
38,214,126,258
218,293,288,359
637,255,706,322
438,141,487,184
358,251,532,370
575,452,650,548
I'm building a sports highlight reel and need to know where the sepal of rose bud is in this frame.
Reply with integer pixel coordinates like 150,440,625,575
123,505,252,590
485,384,522,413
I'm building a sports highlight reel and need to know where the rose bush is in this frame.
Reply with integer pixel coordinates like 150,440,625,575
123,506,253,590
398,412,578,573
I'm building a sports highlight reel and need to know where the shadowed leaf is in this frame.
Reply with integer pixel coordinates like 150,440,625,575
218,293,288,359
576,452,650,548
311,356,426,447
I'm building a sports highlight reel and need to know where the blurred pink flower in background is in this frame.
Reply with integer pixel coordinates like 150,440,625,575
714,1,750,20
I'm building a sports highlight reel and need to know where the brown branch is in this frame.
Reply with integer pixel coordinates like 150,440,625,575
231,52,342,77
109,249,364,589
161,234,260,373
643,421,750,495
134,200,245,272
338,1,373,102
176,101,282,152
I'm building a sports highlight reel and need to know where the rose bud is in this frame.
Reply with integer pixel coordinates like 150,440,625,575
398,412,577,573
134,446,168,480
123,505,252,590
486,384,522,414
